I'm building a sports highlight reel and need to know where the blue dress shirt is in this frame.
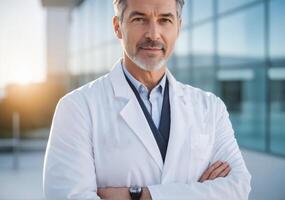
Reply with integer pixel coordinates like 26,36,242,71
122,63,166,129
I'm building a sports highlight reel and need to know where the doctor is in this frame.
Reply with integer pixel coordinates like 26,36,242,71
43,0,251,199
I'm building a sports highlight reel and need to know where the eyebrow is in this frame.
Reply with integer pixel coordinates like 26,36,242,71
128,11,175,20
128,11,146,19
160,13,175,20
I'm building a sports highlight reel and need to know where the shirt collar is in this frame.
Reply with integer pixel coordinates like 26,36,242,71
121,62,166,95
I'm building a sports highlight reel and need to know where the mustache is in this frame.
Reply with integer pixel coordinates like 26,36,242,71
137,39,165,51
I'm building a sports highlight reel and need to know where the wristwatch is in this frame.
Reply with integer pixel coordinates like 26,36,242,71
129,186,142,200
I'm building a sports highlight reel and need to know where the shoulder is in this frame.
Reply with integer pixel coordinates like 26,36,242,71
57,72,112,109
176,81,226,114
177,81,219,103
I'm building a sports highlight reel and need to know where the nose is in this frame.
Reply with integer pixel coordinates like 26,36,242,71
145,20,161,41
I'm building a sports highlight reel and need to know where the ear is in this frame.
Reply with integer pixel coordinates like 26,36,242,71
113,16,122,39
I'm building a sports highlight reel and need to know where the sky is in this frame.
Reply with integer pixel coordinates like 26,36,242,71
0,0,46,97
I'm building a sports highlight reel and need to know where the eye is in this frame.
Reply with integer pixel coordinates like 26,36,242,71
160,18,173,24
132,17,146,23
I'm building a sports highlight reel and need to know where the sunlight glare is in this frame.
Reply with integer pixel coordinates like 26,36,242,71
13,69,35,86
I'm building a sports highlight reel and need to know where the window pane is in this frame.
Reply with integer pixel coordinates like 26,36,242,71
181,0,190,26
221,81,242,112
218,67,266,151
269,67,285,156
270,0,285,63
218,0,256,14
192,0,213,22
191,67,216,92
218,5,265,66
192,23,214,67
173,30,191,84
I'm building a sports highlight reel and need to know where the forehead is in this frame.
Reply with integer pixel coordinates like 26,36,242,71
125,0,177,16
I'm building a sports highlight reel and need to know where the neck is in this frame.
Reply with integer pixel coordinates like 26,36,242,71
123,55,166,91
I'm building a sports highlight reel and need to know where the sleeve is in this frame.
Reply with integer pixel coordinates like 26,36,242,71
43,94,101,199
147,97,251,200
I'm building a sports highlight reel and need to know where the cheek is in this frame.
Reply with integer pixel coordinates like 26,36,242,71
122,29,133,43
165,34,178,53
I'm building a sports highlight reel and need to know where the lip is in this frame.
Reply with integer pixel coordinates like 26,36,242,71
140,47,163,51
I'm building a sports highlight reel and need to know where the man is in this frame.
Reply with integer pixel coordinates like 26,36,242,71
43,0,251,199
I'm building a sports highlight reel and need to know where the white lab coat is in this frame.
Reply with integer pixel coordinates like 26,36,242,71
43,60,251,199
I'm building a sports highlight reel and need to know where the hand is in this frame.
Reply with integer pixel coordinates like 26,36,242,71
97,187,130,200
199,161,231,183
141,187,152,200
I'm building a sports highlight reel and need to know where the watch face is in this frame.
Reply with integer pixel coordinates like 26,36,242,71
129,186,142,193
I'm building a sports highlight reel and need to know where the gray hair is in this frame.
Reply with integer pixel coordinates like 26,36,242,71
113,0,184,21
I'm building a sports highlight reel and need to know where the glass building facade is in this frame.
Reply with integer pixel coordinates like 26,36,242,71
68,0,285,157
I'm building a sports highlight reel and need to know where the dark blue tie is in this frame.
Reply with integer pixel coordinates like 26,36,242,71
124,73,171,162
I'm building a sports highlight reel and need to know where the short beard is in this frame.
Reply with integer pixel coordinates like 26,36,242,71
131,55,167,72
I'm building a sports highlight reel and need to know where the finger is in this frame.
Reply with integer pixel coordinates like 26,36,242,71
218,166,231,178
208,162,229,180
199,161,223,182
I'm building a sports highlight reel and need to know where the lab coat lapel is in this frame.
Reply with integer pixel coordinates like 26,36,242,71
161,70,191,181
109,61,163,171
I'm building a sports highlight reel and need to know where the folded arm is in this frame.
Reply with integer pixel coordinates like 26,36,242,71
97,161,231,199
146,98,251,200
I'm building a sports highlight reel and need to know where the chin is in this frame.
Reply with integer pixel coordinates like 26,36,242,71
136,58,166,72
132,56,167,72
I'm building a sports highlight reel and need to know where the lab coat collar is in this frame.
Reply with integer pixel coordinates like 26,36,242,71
109,59,184,100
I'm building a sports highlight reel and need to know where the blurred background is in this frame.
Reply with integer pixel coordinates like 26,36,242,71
0,0,284,199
